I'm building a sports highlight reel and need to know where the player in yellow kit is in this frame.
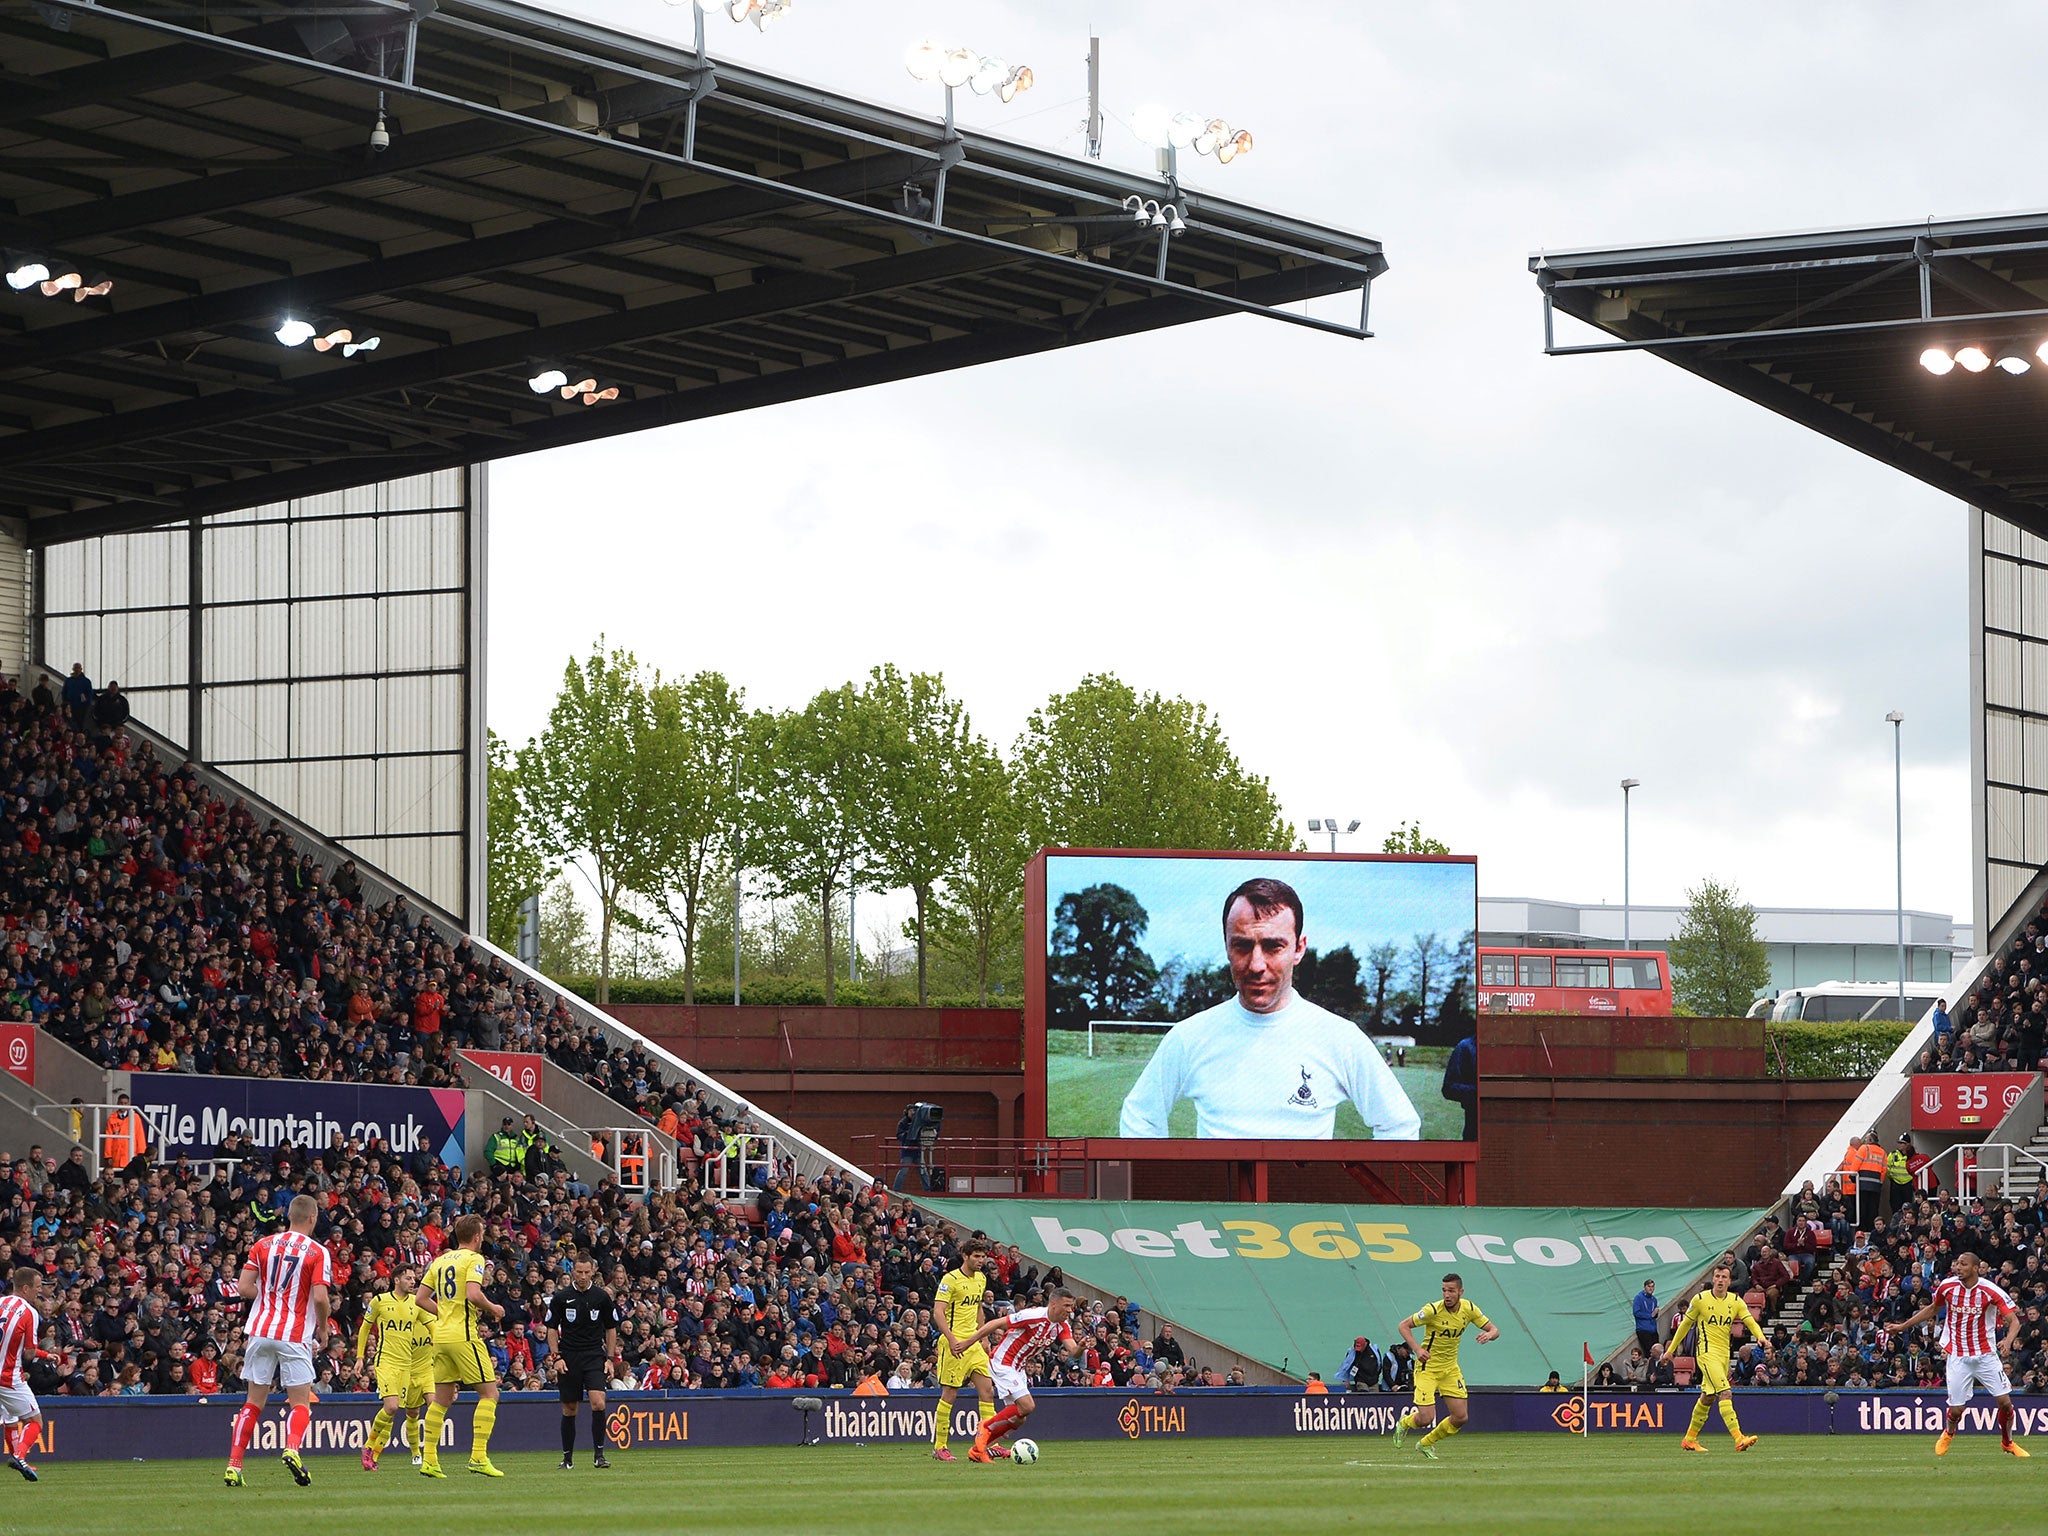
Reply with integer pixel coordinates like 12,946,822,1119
930,1238,994,1462
1665,1261,1767,1452
1393,1273,1499,1459
414,1215,506,1479
357,1267,435,1470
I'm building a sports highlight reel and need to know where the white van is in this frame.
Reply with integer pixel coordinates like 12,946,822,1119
1762,981,1944,1024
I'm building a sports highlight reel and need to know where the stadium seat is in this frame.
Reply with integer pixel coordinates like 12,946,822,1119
1744,1287,1767,1314
1672,1357,1694,1388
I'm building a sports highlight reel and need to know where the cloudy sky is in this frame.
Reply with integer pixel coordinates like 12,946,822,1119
489,0,2032,930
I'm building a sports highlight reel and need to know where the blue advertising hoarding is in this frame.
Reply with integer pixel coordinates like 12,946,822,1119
124,1077,468,1165
18,1389,2048,1462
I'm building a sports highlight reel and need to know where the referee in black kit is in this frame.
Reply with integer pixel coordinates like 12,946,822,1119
547,1254,622,1468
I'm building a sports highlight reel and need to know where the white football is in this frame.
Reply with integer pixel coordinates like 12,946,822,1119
1010,1438,1040,1464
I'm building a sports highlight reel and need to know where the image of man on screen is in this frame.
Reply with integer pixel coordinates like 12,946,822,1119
1117,876,1423,1140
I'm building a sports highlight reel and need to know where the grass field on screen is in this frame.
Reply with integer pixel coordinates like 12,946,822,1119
15,1436,2034,1536
1047,1030,1462,1140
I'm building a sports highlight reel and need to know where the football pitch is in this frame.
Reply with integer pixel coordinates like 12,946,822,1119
12,1436,2036,1535
1048,1030,1462,1140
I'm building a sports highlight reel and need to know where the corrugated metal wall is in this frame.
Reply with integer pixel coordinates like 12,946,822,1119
0,519,26,678
1971,508,2048,945
38,468,484,920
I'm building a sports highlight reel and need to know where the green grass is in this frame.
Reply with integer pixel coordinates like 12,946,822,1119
15,1436,2041,1535
1047,1030,1460,1139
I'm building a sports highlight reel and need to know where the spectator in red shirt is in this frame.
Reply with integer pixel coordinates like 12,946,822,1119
1749,1245,1793,1313
1781,1216,1818,1282
412,971,446,1038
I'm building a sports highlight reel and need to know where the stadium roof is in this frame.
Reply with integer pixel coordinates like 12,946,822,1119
0,0,1384,545
1530,211,2048,538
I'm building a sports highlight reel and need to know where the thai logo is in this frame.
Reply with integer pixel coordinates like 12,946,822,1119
607,1407,633,1446
1119,1399,1142,1438
1551,1396,1584,1432
1922,1084,1942,1115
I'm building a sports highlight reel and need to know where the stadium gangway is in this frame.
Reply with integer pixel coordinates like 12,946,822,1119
701,1135,783,1205
589,1123,675,1199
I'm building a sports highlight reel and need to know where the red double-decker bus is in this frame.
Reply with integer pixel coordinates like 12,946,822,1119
1477,947,1674,1016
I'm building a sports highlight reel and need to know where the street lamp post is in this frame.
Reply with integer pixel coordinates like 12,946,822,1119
1887,711,1905,1021
1620,779,1640,946
1306,816,1362,853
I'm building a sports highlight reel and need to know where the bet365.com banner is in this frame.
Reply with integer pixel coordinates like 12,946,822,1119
919,1199,1760,1386
125,1076,467,1166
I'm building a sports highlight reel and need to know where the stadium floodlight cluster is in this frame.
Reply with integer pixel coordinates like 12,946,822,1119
274,319,381,358
1131,107,1254,164
1123,195,1187,233
661,0,793,30
5,253,112,302
1920,343,2048,376
904,41,1035,103
527,366,622,406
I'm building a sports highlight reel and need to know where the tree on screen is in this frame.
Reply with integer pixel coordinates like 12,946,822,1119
1294,943,1366,1021
1047,883,1160,1025
1668,878,1771,1017
1014,673,1296,851
1364,942,1401,1030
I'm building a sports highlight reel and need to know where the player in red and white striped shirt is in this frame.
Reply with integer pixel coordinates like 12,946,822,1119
1887,1250,2028,1457
0,1266,48,1483
967,1290,1082,1462
226,1194,332,1489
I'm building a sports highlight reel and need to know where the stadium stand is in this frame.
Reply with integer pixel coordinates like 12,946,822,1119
0,675,1226,1397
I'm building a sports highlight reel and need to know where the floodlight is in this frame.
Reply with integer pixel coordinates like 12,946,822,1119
310,327,355,353
938,47,977,89
1131,105,1172,148
1996,350,2032,375
1166,111,1203,148
1214,129,1253,164
37,266,83,297
1956,345,1991,373
2037,339,2048,365
995,65,1033,103
1324,812,1338,826
72,276,113,302
528,367,569,394
1346,820,1361,834
275,318,317,347
1918,347,1954,375
1307,819,1324,832
4,258,49,291
728,0,790,27
341,336,380,358
905,39,941,80
1193,119,1230,156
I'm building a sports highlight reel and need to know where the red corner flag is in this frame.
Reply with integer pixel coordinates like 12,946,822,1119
1583,1342,1595,1367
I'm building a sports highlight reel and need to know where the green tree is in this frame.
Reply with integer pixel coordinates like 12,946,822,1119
1295,944,1367,1021
485,729,553,952
929,739,1029,1005
1364,941,1401,1029
536,879,597,977
1668,878,1771,1016
517,642,665,1003
752,686,887,1004
1382,821,1451,855
862,665,977,1005
635,671,747,1004
1014,673,1296,851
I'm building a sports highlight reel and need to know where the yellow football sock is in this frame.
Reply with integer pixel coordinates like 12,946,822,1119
933,1401,952,1450
369,1409,392,1454
1719,1400,1743,1440
471,1399,497,1462
1418,1419,1461,1447
1398,1411,1419,1432
1686,1399,1711,1440
422,1403,447,1466
411,1409,427,1450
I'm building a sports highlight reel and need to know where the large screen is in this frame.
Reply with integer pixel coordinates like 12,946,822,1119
1033,850,1478,1143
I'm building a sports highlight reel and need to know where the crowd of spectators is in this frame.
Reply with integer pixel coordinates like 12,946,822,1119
0,673,1241,1400
1615,1180,2048,1393
1944,902,2048,1074
0,673,761,1165
0,1130,1231,1399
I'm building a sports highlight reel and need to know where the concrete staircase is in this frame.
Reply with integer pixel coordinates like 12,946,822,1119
1770,1251,1850,1336
1999,1115,2048,1201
